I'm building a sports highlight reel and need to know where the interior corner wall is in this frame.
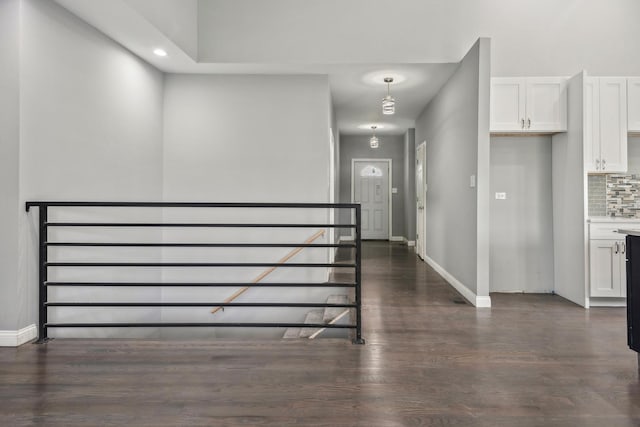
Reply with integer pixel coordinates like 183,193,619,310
0,0,21,331
17,0,165,334
415,38,488,298
403,129,416,242
338,134,406,239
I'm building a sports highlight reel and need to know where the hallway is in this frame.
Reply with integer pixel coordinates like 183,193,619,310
1,242,639,426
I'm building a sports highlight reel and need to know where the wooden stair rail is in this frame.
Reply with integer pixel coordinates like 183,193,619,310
211,229,326,314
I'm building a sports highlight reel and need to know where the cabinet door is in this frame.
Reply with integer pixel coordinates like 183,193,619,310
628,78,640,132
590,239,623,297
490,78,526,132
584,78,601,173
525,77,567,132
599,77,628,173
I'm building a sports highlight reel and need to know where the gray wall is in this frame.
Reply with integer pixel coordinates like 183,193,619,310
403,129,416,242
415,38,491,299
339,134,406,239
15,0,165,336
0,0,20,331
490,136,554,293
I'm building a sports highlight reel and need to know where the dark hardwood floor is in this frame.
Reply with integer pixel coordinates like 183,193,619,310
2,242,640,426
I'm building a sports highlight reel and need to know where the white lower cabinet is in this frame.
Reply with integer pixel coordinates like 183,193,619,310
589,239,626,297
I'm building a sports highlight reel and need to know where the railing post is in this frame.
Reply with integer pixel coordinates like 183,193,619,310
36,204,50,343
353,204,365,344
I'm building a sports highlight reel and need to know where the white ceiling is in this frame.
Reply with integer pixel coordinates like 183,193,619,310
328,64,457,135
54,0,460,137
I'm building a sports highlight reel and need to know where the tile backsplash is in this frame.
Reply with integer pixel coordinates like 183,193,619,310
606,174,640,217
589,174,640,218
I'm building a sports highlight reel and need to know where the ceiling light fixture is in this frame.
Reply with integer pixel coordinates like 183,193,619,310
153,48,168,57
370,126,379,148
382,77,395,115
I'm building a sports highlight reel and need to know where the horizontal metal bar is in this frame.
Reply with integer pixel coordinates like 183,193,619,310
26,201,360,211
44,322,356,329
44,222,355,228
45,242,356,248
45,302,356,308
45,262,356,268
45,281,356,287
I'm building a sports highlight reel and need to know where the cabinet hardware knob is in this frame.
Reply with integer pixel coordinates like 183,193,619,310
521,118,525,129
527,118,531,129
602,159,606,170
622,243,626,254
595,159,600,170
615,242,619,254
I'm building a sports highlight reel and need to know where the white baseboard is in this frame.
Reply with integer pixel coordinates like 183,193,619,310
390,236,404,242
0,324,38,347
338,236,354,243
588,298,626,307
423,255,491,308
407,240,415,247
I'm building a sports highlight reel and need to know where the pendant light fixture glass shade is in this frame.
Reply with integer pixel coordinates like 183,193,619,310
370,126,379,148
382,77,395,115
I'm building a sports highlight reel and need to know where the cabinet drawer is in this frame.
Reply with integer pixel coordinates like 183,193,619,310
590,223,629,240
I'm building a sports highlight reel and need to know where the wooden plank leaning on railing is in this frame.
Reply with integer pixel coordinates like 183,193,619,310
211,229,326,314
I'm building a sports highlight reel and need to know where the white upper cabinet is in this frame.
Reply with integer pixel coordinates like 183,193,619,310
629,77,640,132
490,79,526,131
490,77,567,133
584,77,628,173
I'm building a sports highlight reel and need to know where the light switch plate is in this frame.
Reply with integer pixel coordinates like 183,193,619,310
495,192,507,200
392,187,398,194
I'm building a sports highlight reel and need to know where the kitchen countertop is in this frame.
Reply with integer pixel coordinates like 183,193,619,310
617,228,640,236
589,217,640,223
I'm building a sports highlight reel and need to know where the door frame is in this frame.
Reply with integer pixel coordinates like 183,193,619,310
350,158,393,240
416,141,426,259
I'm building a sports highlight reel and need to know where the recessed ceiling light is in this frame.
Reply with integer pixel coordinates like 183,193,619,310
358,124,385,130
362,71,407,86
153,48,167,57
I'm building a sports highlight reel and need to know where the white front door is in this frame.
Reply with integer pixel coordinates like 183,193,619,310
353,160,390,240
416,142,426,259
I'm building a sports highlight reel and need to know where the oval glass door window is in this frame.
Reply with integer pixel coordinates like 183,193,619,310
360,165,383,177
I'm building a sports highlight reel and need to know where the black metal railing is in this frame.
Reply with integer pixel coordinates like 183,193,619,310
25,202,364,344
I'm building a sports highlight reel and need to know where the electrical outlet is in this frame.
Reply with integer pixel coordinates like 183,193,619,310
495,192,507,200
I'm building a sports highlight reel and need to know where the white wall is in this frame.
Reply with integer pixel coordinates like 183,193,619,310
415,39,491,305
198,0,640,76
17,0,165,337
490,136,554,293
161,73,335,338
0,0,21,331
552,72,587,307
162,74,330,202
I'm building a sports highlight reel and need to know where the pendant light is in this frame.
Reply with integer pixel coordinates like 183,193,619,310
382,77,395,115
370,126,379,148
